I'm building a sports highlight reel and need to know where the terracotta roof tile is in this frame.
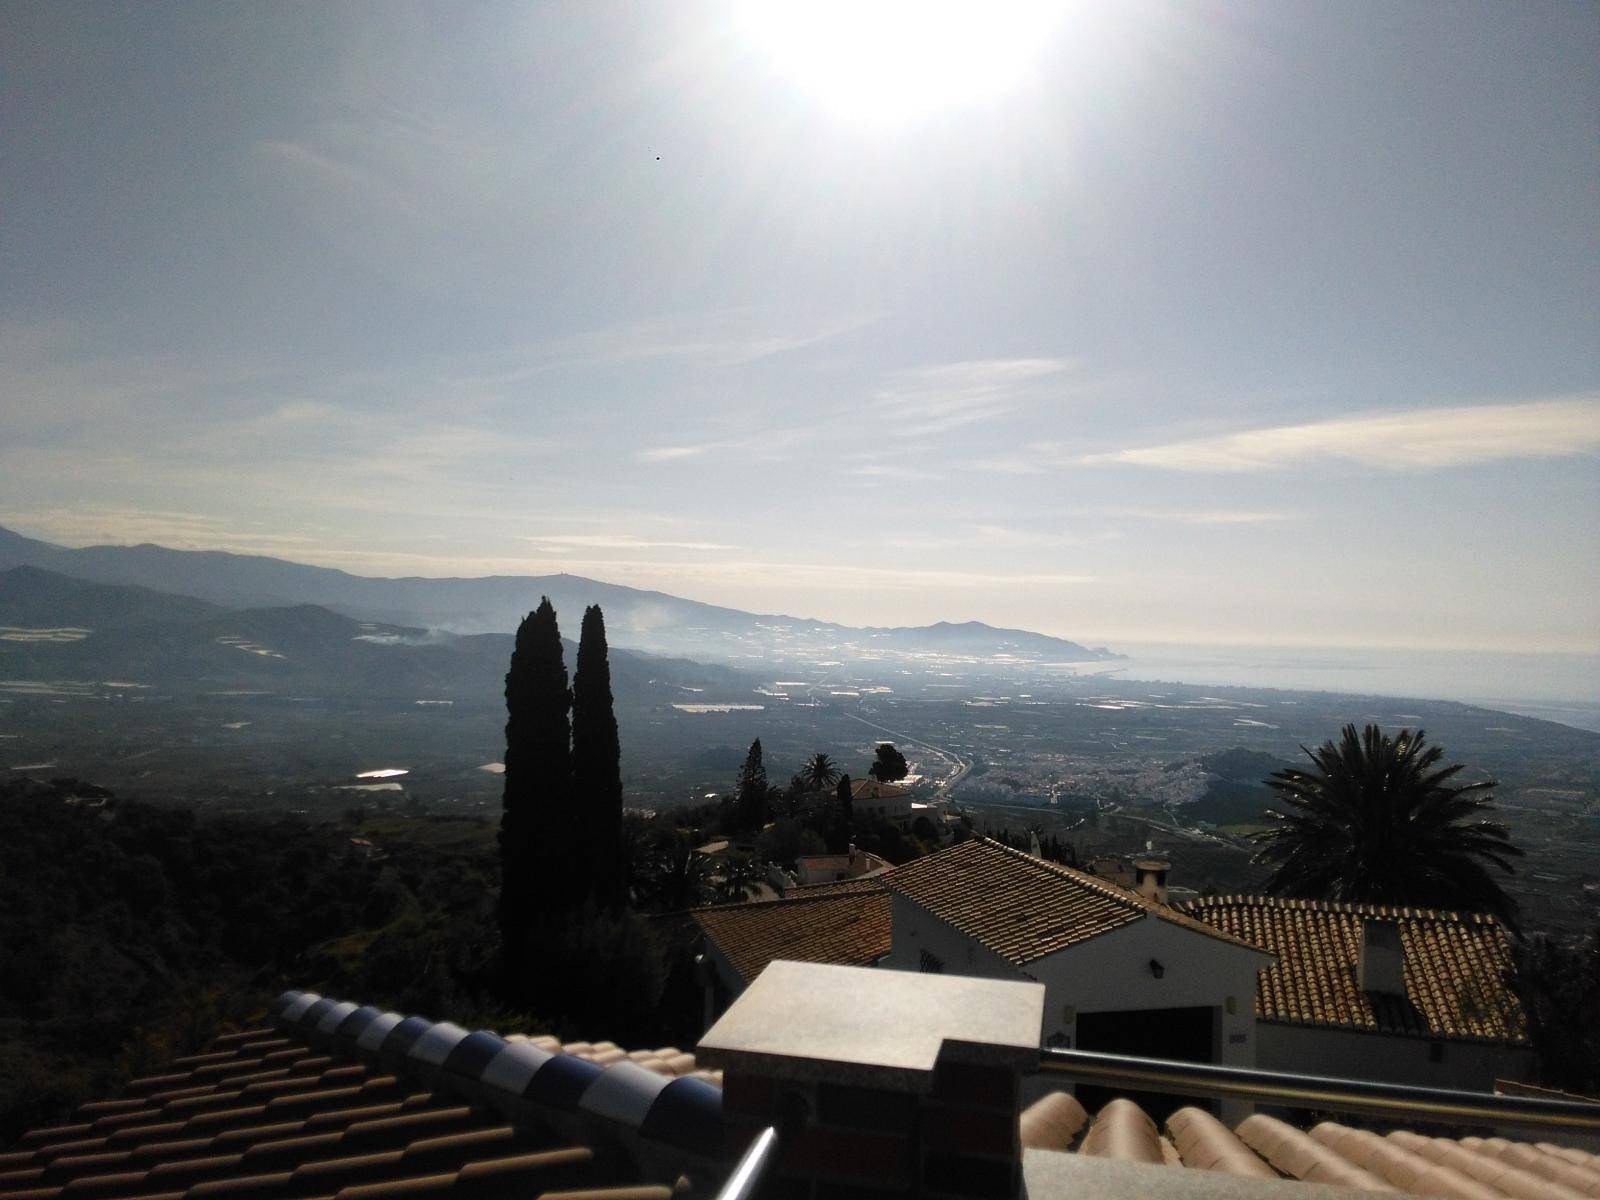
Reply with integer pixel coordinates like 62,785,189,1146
1233,1112,1396,1191
1181,894,1526,1043
778,877,887,898
1164,1106,1277,1179
882,838,1268,964
1389,1129,1588,1200
1462,1136,1600,1195
0,1005,723,1200
692,893,891,983
1077,1099,1165,1165
16,986,1595,1200
1018,1093,1087,1151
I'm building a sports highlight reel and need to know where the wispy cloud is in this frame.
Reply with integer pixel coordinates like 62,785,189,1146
846,464,940,481
456,311,879,387
834,524,1116,553
549,311,877,371
494,556,1104,595
521,534,737,551
1083,397,1600,472
1110,509,1295,525
636,443,722,463
970,442,1071,475
631,356,1083,469
3,506,327,554
967,524,1110,548
871,357,1076,435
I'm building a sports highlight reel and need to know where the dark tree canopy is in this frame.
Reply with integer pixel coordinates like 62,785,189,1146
498,597,573,982
1250,724,1522,926
869,743,909,783
572,604,623,909
826,773,854,853
1512,927,1600,1093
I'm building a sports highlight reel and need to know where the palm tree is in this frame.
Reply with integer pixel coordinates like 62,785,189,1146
713,853,766,904
639,835,715,912
1251,724,1522,926
802,751,840,791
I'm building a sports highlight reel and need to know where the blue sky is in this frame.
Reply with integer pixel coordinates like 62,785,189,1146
2,1,1596,655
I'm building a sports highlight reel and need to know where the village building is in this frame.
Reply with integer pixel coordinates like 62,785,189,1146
849,778,941,836
691,837,1533,1102
791,843,890,887
1181,894,1532,1092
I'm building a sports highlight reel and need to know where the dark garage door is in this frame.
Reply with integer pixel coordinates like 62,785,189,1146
1074,1005,1215,1122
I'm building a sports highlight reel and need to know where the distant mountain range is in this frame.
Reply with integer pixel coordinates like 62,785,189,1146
0,524,1120,666
0,565,753,704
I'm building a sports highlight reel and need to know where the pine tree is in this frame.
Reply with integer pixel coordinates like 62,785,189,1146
498,597,573,990
735,739,768,832
572,604,623,908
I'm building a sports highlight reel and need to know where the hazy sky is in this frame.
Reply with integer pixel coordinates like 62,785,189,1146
3,1,1597,654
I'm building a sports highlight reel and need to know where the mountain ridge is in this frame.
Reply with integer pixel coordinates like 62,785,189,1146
0,523,1121,665
0,565,756,703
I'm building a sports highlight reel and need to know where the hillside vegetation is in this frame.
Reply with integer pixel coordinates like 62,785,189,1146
0,780,507,1145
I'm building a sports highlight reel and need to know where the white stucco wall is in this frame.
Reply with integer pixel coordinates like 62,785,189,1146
1026,918,1266,1068
882,891,1035,981
885,895,1266,1055
883,892,1272,1119
1257,1021,1534,1095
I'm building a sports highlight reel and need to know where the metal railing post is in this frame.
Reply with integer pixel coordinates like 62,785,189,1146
1037,1048,1600,1133
715,1126,779,1200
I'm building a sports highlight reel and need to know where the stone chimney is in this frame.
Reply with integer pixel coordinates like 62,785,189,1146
1132,844,1170,906
698,960,1044,1199
1359,918,1406,996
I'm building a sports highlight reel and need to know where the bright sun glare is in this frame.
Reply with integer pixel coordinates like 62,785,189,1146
738,0,1060,125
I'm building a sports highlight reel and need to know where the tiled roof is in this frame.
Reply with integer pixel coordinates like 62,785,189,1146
780,876,888,898
1022,1092,1600,1197
881,838,1270,965
1181,895,1527,1043
849,780,907,800
793,854,854,871
6,985,1594,1200
0,992,727,1200
692,892,891,983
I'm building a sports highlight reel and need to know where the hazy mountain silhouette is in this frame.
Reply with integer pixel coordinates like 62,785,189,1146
0,565,757,703
0,525,1120,664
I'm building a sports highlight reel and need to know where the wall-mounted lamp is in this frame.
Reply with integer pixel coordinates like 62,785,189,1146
1148,958,1166,979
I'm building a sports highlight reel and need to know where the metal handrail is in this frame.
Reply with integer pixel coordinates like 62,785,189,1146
1039,1048,1600,1133
714,1125,779,1200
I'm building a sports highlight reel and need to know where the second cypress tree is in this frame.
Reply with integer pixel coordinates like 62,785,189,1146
572,604,624,908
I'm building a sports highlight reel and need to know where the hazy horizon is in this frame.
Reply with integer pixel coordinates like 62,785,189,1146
3,2,1596,662
7,518,1599,717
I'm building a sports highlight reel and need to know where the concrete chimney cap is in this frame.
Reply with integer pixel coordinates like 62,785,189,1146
696,960,1044,1091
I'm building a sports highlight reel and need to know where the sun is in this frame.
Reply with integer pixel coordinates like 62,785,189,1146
737,0,1060,126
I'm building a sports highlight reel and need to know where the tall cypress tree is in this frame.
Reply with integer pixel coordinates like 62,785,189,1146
498,597,573,989
572,604,623,908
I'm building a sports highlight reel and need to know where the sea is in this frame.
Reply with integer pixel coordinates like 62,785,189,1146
1075,642,1600,734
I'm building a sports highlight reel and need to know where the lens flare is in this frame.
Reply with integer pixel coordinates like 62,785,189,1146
738,0,1062,125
